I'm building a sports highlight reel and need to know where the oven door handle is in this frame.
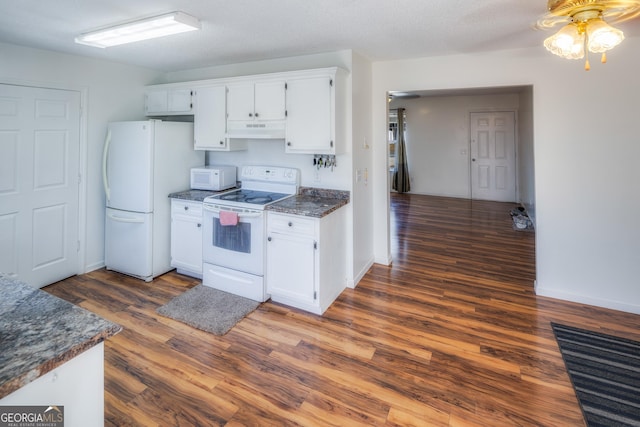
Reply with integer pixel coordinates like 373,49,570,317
237,212,262,219
203,204,262,219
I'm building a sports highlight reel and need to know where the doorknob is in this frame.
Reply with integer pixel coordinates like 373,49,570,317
472,158,476,162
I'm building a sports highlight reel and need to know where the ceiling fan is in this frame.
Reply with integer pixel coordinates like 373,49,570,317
536,0,640,70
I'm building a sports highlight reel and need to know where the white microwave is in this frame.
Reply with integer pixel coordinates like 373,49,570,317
190,165,237,191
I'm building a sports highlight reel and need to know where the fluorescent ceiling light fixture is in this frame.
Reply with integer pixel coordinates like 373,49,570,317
75,11,200,48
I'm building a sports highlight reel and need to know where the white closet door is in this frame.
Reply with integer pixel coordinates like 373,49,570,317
0,84,81,287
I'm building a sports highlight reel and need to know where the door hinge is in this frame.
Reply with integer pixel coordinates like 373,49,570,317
313,241,317,250
285,82,288,90
78,173,82,184
314,291,317,300
77,240,81,252
329,79,333,87
285,110,288,117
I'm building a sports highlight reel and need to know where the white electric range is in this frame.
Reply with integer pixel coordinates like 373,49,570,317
201,165,299,302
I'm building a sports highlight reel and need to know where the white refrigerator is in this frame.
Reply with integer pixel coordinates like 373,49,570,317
102,120,204,281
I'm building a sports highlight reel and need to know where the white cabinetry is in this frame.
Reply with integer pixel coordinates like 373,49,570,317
266,207,347,315
193,86,247,151
170,199,203,278
285,68,346,154
227,80,286,122
0,343,104,427
145,87,193,115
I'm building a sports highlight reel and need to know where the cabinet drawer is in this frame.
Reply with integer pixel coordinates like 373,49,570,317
171,200,202,217
268,213,316,236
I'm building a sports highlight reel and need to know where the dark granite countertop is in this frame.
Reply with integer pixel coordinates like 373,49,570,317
267,187,350,218
0,273,122,399
168,187,239,202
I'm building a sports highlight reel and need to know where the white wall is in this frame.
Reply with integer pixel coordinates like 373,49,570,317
518,87,536,224
0,42,162,272
389,93,521,199
350,52,375,285
373,40,640,314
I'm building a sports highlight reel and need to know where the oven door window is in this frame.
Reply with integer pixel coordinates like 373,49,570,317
212,218,251,253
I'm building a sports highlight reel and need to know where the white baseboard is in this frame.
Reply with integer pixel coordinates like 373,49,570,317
347,257,375,289
84,261,105,274
535,283,640,315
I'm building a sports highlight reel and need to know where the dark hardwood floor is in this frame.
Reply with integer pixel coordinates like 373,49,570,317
44,193,640,426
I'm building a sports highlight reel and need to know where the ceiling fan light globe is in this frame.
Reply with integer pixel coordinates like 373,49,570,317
544,24,585,58
587,19,624,52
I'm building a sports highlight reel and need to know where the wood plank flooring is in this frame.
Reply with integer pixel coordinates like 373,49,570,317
44,194,640,426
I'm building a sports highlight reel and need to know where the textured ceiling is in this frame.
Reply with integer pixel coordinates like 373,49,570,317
1,0,639,72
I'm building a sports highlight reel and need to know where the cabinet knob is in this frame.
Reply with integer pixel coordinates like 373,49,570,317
197,223,201,228
267,236,272,242
255,112,259,117
219,140,224,145
249,113,253,117
288,222,293,227
184,206,189,211
287,141,292,146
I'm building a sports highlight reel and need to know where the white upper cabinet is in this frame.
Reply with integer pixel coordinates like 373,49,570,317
144,67,347,149
145,88,193,115
193,85,247,151
285,68,346,154
227,80,286,122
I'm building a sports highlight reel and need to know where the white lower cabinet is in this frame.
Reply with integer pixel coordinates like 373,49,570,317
170,199,203,278
266,208,346,314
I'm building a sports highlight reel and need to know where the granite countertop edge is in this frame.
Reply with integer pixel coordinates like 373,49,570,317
0,273,122,399
266,187,350,218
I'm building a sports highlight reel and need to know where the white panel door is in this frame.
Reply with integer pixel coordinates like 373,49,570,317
0,84,81,287
470,111,516,202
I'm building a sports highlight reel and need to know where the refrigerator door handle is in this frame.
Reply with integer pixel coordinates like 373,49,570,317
107,212,145,224
102,129,112,201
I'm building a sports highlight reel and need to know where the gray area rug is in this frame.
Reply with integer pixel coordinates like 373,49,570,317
552,322,640,426
157,285,260,335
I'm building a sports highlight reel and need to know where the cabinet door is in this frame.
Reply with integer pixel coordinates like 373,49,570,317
267,232,315,303
255,80,286,121
226,83,255,121
145,90,168,115
171,214,203,275
285,76,333,153
168,89,193,113
145,89,193,115
194,86,227,150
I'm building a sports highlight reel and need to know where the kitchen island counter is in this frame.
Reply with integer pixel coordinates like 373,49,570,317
0,273,121,399
267,187,350,218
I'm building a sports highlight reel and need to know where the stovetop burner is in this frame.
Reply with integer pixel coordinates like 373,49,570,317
208,189,291,206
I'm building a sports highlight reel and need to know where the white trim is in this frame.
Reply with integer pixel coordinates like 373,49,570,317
535,283,640,315
348,256,375,288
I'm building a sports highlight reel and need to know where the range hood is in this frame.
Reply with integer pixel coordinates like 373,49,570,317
226,121,286,139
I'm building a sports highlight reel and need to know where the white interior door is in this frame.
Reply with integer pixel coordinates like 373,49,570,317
470,111,516,202
0,84,81,287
